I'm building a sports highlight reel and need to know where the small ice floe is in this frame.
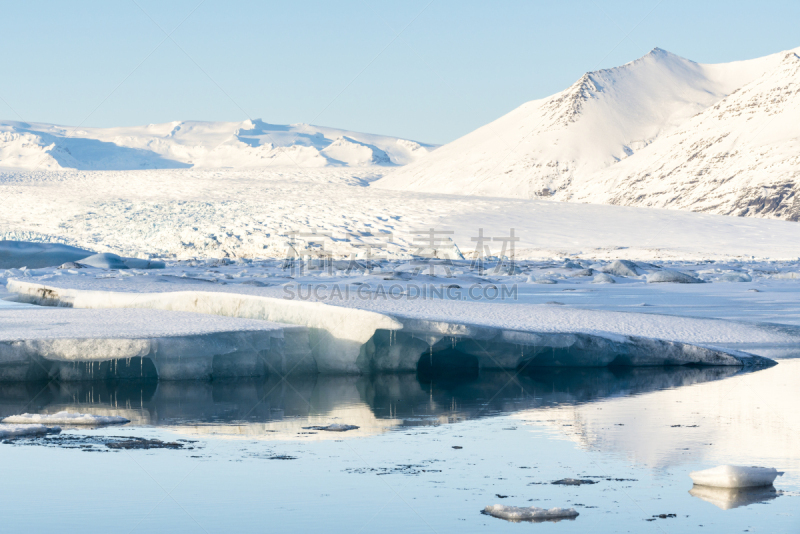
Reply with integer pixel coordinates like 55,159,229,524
482,504,579,522
302,424,359,432
0,424,61,439
591,273,616,284
2,411,130,426
689,485,781,510
690,465,783,488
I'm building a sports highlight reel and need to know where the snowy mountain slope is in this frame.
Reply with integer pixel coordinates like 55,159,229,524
374,47,799,217
0,119,435,170
576,52,800,220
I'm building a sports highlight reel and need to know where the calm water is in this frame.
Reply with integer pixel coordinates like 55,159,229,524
1,362,798,533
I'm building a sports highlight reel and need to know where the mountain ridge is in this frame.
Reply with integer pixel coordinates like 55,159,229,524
374,45,800,220
0,118,436,170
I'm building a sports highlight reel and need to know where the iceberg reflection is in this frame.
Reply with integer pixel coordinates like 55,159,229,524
689,485,781,510
0,365,757,440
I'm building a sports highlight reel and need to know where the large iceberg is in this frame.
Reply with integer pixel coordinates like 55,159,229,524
5,278,777,376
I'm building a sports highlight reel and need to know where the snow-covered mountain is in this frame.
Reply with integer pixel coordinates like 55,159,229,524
0,119,435,170
375,46,800,220
576,51,800,220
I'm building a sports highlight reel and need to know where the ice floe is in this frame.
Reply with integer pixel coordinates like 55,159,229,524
2,411,130,425
689,465,783,488
483,504,579,522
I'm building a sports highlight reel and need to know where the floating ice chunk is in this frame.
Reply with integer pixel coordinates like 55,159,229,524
689,485,780,510
571,268,594,277
592,273,616,284
78,253,129,270
0,241,94,269
2,411,130,425
0,424,61,438
718,272,752,282
601,260,640,277
647,269,703,284
690,465,783,488
303,424,360,432
483,504,579,522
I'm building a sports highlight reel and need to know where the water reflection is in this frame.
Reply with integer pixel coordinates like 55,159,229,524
0,365,752,440
689,485,781,510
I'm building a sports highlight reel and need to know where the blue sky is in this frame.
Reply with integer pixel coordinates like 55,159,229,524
1,0,798,144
